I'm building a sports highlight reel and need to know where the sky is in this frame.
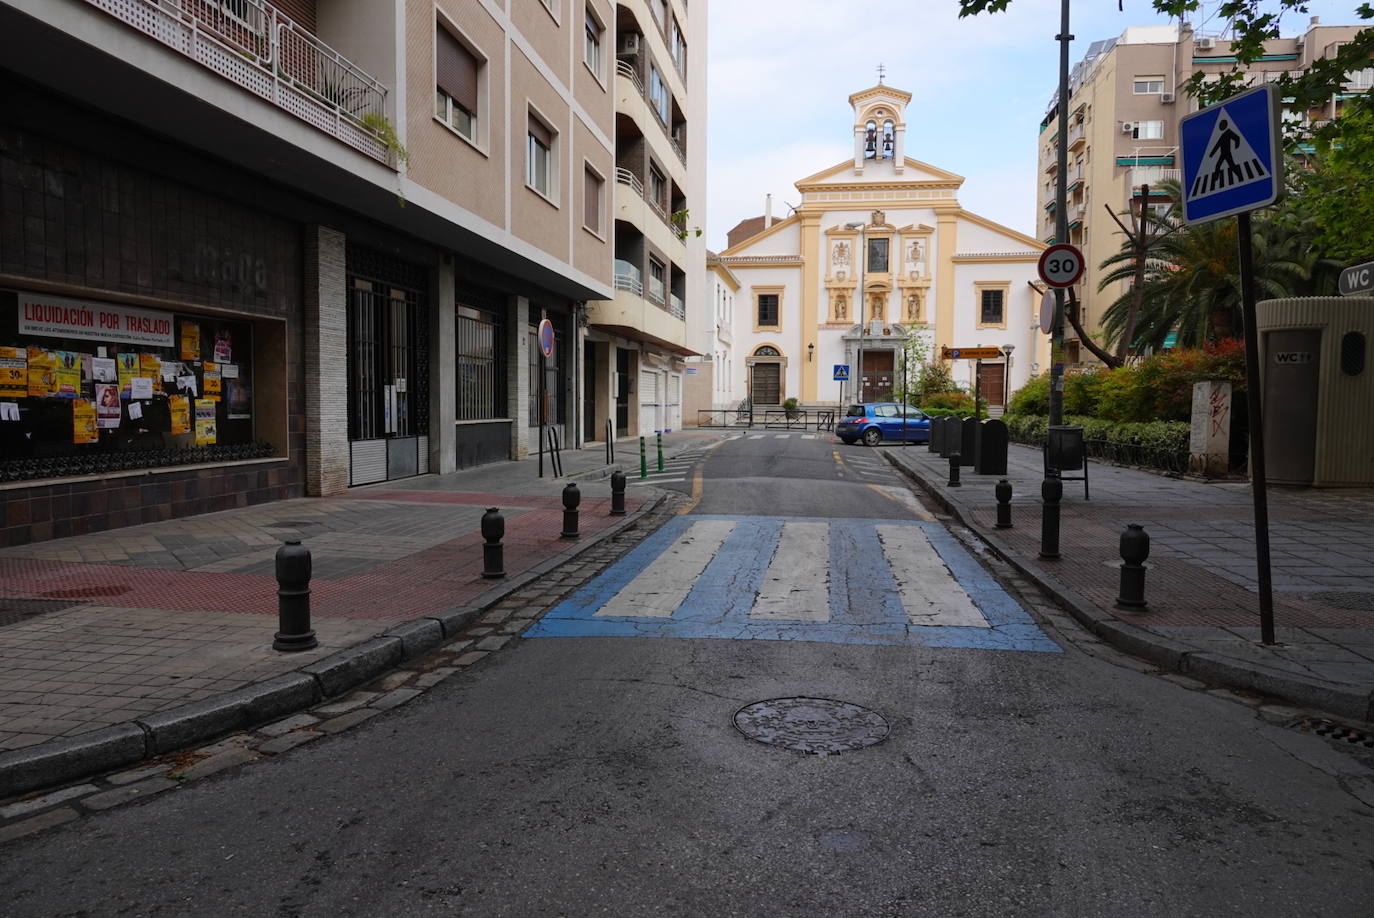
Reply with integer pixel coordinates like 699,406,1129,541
704,0,1360,251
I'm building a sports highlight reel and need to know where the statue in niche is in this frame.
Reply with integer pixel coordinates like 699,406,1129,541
834,294,847,320
906,293,920,320
870,293,885,320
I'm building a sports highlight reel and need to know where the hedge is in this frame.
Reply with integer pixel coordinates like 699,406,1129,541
1004,413,1190,474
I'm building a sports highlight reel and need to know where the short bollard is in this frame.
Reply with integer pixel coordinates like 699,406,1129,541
947,452,962,488
273,539,317,652
1116,523,1150,609
1039,474,1062,560
609,469,627,516
561,482,581,539
639,436,648,479
995,478,1013,529
481,507,505,579
656,431,665,472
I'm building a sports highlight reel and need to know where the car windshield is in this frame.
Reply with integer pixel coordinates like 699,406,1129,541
845,405,867,417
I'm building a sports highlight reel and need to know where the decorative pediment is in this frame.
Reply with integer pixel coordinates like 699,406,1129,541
796,158,963,191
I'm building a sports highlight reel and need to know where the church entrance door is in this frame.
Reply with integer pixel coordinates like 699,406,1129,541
751,363,782,405
861,351,894,402
977,362,1006,406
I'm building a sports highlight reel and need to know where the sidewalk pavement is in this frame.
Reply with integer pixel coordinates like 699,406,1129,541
0,430,722,796
884,441,1374,722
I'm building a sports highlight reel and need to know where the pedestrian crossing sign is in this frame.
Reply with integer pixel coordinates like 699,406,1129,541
1180,83,1283,225
833,365,849,381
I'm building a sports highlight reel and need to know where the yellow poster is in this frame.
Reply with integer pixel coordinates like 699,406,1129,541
194,397,217,445
27,348,57,397
116,352,139,398
180,321,201,361
139,353,162,393
169,395,190,435
72,398,97,444
203,361,222,400
55,351,82,398
0,346,26,399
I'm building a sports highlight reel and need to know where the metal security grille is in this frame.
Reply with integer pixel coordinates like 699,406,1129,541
346,246,428,441
456,303,506,420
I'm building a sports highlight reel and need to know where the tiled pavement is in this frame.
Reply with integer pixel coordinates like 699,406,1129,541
0,431,729,754
884,442,1374,718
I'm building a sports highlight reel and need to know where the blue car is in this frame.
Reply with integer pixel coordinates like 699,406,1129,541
836,403,931,446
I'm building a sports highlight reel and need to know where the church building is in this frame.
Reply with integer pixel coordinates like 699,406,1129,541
717,83,1048,409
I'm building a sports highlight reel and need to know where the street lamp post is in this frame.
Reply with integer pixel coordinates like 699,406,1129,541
1002,343,1015,408
845,221,866,403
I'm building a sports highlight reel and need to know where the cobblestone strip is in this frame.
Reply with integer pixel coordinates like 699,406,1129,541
0,493,688,844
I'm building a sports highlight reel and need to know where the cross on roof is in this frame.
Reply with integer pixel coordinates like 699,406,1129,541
877,63,886,84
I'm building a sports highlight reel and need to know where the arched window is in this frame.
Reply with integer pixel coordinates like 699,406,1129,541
754,345,781,357
881,120,895,159
864,120,877,159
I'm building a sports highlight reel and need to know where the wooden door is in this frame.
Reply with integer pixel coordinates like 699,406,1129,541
977,362,1007,406
752,363,781,405
861,351,894,402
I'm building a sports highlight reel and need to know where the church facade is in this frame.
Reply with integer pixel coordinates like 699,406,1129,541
717,84,1049,409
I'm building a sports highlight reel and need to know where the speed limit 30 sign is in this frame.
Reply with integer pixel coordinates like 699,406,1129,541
1037,243,1084,288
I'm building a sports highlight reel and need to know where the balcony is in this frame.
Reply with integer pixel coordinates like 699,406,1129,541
616,59,687,177
669,293,685,320
1128,166,1180,189
614,259,643,296
87,0,392,165
1067,121,1086,149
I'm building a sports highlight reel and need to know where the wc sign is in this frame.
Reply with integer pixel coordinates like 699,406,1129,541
1274,351,1313,365
1339,261,1374,297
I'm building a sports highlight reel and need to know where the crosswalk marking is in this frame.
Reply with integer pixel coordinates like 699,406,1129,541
749,434,765,440
529,515,1060,652
596,520,735,617
877,525,987,628
752,522,830,621
631,477,686,484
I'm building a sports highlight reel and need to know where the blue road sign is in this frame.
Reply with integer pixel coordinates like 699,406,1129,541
1180,84,1283,225
833,364,850,381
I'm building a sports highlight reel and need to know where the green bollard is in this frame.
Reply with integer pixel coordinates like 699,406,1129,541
640,436,648,479
656,432,665,472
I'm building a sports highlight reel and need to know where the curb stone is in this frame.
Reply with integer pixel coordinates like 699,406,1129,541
881,448,1374,724
0,491,667,803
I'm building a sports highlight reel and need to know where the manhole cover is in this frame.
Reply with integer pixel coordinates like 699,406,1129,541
734,697,890,755
39,585,132,599
1303,591,1374,611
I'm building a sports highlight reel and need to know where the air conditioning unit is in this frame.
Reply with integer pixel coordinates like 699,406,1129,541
1121,122,1135,133
1197,37,1216,50
617,33,641,56
1161,92,1175,103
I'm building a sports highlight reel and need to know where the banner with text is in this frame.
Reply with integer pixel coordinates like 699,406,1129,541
19,293,175,348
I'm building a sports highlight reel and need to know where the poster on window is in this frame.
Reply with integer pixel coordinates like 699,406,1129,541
213,329,232,364
55,351,82,398
194,398,217,445
0,347,26,399
116,352,138,398
90,356,116,384
95,383,121,428
27,348,57,397
72,398,97,444
203,362,222,401
180,321,201,361
139,354,162,393
169,395,190,435
226,380,251,419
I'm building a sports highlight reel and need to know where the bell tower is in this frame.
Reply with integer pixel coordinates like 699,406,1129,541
850,81,912,175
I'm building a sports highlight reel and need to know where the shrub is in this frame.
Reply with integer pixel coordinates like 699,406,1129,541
1007,373,1050,416
1062,371,1103,416
1093,365,1140,422
915,361,958,399
921,391,975,413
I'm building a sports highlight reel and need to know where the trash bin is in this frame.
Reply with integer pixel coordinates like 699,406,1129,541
1047,425,1084,472
977,419,1008,475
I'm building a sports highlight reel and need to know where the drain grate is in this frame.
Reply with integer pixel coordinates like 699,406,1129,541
39,585,132,599
1302,591,1374,611
734,697,890,755
1289,717,1374,748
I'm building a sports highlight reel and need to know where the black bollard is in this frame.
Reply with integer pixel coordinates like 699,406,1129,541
995,478,1013,529
1039,474,1062,560
947,452,962,488
273,539,317,652
481,507,506,579
610,469,627,516
561,482,581,539
1116,523,1150,609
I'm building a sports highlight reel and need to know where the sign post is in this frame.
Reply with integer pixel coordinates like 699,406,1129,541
833,364,849,406
1181,83,1284,645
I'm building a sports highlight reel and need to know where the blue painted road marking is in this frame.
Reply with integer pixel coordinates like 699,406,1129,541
526,515,1061,652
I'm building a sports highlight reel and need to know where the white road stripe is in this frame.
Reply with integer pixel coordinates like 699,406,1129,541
630,477,686,484
752,522,831,621
876,525,988,627
802,434,818,440
869,486,935,521
749,435,765,440
774,434,791,439
596,520,736,617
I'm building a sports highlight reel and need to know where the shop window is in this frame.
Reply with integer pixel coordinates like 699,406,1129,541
456,303,507,420
0,290,267,478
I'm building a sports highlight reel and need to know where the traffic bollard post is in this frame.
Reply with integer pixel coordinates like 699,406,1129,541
610,469,626,516
640,436,648,479
947,452,961,488
656,432,665,472
1116,524,1150,609
273,539,318,652
561,483,581,539
1039,474,1062,560
481,507,506,579
995,478,1013,529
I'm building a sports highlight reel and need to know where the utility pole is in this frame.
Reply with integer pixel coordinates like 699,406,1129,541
1049,0,1072,427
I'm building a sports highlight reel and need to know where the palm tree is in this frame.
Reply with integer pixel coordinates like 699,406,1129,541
1098,180,1318,352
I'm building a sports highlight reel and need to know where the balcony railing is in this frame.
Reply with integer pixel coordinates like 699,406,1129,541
87,0,392,165
615,166,644,196
616,59,685,167
1128,166,1181,188
669,294,685,319
614,259,643,295
616,59,644,96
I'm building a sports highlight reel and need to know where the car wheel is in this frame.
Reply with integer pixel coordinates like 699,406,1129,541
839,437,857,445
861,428,882,447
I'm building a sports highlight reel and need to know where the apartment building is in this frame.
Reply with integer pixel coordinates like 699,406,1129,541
1035,16,1369,362
583,0,706,440
0,0,616,547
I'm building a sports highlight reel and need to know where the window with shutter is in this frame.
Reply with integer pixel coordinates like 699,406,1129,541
435,25,479,141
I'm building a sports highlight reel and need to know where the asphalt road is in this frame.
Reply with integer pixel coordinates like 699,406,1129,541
3,434,1373,916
